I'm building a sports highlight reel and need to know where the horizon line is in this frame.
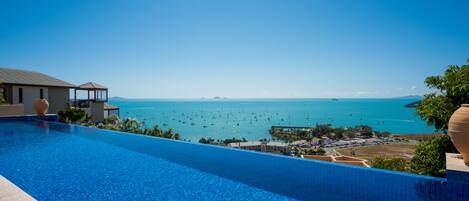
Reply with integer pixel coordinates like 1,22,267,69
109,96,423,100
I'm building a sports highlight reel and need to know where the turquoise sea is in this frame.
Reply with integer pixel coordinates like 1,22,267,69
111,99,434,142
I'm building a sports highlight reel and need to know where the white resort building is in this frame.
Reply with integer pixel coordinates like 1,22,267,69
0,67,119,122
71,82,120,122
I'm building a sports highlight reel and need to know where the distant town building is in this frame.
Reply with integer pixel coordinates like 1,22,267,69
227,141,290,154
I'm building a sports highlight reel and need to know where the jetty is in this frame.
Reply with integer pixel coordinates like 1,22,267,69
269,126,314,134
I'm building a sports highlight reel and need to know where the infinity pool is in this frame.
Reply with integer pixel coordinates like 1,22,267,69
0,119,468,201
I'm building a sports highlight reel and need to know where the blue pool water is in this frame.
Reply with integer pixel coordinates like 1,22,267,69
1,119,468,201
112,99,433,141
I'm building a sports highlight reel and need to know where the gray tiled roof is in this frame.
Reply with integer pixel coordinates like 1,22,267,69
104,102,119,110
78,82,107,89
0,67,75,88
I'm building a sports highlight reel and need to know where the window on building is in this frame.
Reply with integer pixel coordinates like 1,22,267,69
18,88,23,103
0,87,5,103
40,88,44,99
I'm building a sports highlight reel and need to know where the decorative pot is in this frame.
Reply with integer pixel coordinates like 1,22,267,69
33,99,49,116
448,104,469,165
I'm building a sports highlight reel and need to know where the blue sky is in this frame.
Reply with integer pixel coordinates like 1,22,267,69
1,0,468,98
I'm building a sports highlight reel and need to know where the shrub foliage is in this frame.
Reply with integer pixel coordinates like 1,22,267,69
58,108,180,140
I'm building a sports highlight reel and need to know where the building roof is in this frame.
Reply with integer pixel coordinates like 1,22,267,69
78,82,107,90
266,141,289,147
227,141,288,147
0,67,75,88
104,103,119,110
227,141,262,147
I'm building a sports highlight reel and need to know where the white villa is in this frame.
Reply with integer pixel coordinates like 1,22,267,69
0,67,119,122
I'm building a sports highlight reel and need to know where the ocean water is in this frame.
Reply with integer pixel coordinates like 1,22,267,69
111,98,434,142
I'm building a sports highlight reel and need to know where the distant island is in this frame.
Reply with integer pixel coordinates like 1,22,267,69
394,95,423,99
109,96,126,101
405,100,421,108
394,95,422,108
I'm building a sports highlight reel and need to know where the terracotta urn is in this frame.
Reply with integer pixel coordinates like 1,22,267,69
448,104,469,165
33,99,49,116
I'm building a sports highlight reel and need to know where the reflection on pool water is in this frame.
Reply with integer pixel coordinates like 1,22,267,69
0,119,467,201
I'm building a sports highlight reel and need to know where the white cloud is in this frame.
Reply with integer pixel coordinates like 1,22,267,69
410,86,417,90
